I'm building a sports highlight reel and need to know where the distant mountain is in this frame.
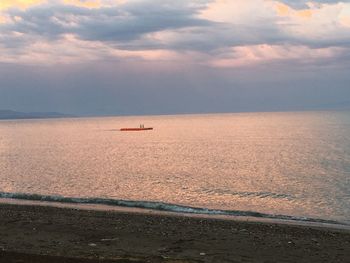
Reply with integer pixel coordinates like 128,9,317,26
0,110,75,120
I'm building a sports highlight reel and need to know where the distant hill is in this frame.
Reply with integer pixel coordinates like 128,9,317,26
0,110,75,120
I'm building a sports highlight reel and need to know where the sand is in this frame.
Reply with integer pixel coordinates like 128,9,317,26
0,203,349,263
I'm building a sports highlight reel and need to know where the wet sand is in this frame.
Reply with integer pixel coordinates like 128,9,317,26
0,203,349,263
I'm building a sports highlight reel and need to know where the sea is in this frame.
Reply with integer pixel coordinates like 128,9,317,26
0,111,349,226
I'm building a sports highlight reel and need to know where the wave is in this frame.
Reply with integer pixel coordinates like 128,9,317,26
0,191,345,226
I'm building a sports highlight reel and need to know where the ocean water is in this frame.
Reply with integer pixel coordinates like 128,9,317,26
0,111,349,224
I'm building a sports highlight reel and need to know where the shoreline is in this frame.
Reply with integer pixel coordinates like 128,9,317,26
0,202,349,262
0,197,349,232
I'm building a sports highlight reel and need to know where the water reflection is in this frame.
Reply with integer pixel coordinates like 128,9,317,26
0,111,349,222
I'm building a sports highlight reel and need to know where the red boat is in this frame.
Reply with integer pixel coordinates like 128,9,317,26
120,127,153,131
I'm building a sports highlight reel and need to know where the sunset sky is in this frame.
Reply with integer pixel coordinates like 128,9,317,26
1,0,350,115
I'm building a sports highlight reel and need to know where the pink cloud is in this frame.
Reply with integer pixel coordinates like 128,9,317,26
0,0,46,10
210,44,345,68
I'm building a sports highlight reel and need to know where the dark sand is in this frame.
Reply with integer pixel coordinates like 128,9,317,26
0,203,349,263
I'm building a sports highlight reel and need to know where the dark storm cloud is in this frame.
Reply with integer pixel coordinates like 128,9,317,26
162,22,288,52
2,0,212,43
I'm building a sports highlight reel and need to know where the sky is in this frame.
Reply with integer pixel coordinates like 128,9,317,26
0,0,350,116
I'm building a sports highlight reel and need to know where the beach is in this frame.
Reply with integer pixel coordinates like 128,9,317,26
0,203,349,263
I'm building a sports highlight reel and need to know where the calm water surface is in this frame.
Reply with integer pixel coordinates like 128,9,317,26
0,111,349,223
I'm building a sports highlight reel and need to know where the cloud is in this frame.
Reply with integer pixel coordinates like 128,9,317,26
1,0,350,68
274,1,350,47
0,0,214,64
209,44,348,68
278,0,344,9
2,0,211,41
0,0,45,10
62,0,105,9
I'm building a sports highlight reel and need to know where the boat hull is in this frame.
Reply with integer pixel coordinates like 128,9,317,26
120,128,153,131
